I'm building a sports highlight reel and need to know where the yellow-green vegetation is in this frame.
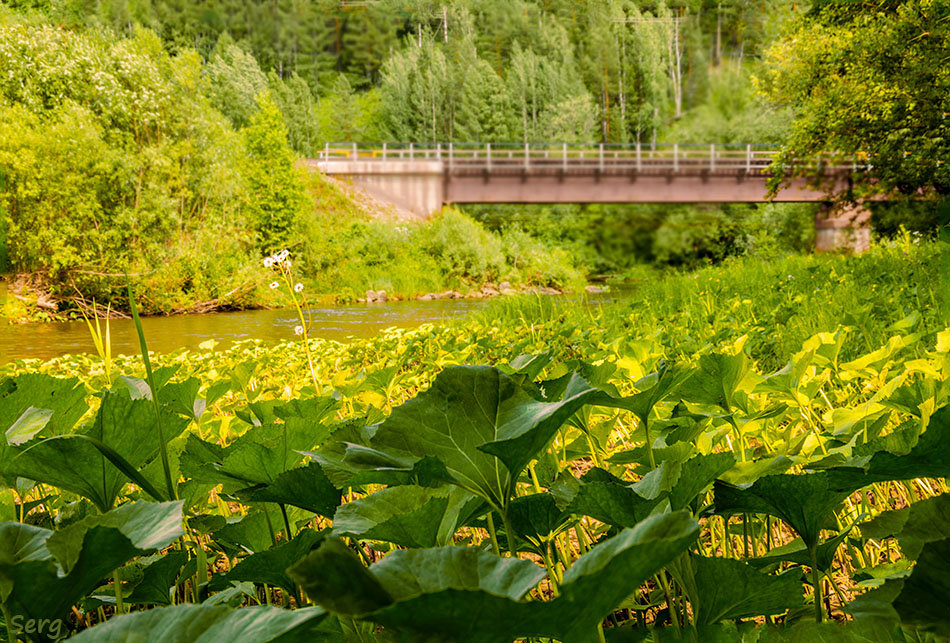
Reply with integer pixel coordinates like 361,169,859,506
0,18,584,322
0,240,945,640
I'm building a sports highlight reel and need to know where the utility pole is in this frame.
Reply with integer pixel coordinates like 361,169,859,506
716,3,722,66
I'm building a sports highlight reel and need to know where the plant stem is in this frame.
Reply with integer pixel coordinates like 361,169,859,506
486,512,501,557
127,281,177,502
501,511,517,558
809,546,823,623
542,544,561,596
3,601,17,643
657,571,681,632
280,504,294,540
114,567,125,615
643,416,656,470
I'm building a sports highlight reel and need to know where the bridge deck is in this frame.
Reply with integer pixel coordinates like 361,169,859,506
311,143,866,210
319,142,862,177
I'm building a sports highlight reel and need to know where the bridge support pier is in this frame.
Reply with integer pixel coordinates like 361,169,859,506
815,202,871,253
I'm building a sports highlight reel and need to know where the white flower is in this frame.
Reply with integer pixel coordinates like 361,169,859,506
277,250,289,262
263,256,274,268
284,260,292,268
294,325,304,335
294,282,303,292
270,281,279,289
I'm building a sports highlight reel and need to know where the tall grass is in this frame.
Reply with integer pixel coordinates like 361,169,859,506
475,236,944,372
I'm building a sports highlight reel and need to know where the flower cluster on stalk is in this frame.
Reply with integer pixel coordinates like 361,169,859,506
262,250,321,391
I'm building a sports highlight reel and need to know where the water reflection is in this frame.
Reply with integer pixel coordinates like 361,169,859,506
0,298,488,363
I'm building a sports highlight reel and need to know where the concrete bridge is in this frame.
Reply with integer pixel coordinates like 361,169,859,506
306,143,872,252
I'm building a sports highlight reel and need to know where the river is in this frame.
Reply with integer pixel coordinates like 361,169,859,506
0,298,492,364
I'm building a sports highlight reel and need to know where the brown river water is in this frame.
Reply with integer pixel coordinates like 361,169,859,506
0,297,491,364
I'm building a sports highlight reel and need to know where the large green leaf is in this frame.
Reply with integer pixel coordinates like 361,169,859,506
679,342,755,413
562,474,660,528
126,550,189,606
669,452,736,511
0,374,88,486
68,605,329,642
0,501,184,636
5,389,189,511
674,556,803,625
859,493,950,560
0,373,87,437
715,406,950,551
359,365,602,511
211,529,326,598
238,462,342,518
507,492,573,551
290,511,698,642
332,485,473,548
546,511,700,642
190,419,332,488
289,538,546,643
892,537,950,637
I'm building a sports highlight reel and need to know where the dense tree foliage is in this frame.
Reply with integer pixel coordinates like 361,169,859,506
760,0,950,199
9,0,800,147
0,21,307,311
0,0,942,317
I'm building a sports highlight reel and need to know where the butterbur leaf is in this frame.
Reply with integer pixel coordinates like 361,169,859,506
288,539,393,616
5,407,54,446
367,547,547,642
679,342,754,413
748,518,862,572
239,462,342,518
332,485,457,548
630,459,681,500
673,556,803,625
715,409,950,551
714,473,855,553
542,511,700,642
290,538,545,643
892,538,950,637
0,374,87,437
364,366,603,511
858,493,950,561
212,510,281,556
0,501,184,633
508,492,572,549
890,493,950,560
214,419,333,486
563,475,660,528
6,389,189,511
0,374,88,486
68,605,329,642
669,452,736,511
126,550,189,606
499,352,553,384
46,501,185,573
212,529,326,598
596,361,690,424
845,579,903,629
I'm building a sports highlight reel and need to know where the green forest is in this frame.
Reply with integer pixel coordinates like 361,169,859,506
0,3,948,641
1,0,943,318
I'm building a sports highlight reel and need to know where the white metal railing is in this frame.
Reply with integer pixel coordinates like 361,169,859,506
319,142,867,175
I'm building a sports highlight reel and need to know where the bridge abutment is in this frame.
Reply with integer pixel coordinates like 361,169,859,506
312,159,444,218
815,202,871,253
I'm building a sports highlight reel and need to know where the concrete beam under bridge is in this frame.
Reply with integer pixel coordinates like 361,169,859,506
308,155,871,253
444,173,842,203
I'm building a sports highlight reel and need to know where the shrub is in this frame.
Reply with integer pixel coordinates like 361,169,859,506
500,227,584,289
415,209,506,284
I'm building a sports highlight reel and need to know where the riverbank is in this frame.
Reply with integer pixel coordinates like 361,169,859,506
2,173,589,323
2,238,939,370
